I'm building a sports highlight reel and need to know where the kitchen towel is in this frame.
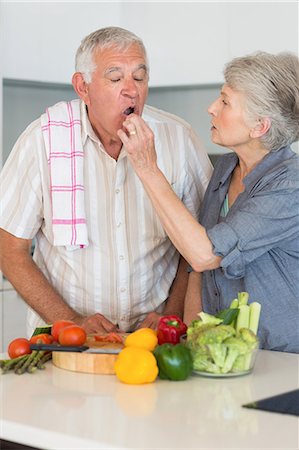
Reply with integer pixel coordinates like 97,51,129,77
41,99,88,248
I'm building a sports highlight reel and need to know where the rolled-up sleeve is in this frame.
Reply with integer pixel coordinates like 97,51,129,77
207,178,299,279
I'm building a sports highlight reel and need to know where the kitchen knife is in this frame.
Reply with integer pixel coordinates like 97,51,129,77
30,344,89,352
30,343,122,354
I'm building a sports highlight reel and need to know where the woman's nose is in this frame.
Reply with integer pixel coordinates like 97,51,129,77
207,99,217,115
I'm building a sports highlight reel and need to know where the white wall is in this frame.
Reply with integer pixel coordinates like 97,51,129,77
2,1,298,87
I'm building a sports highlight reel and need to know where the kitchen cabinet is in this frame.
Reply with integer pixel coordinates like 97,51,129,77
0,349,298,449
2,2,298,86
0,279,27,352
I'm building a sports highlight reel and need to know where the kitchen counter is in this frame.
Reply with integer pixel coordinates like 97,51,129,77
0,349,298,449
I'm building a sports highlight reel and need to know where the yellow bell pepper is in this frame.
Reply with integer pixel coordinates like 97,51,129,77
114,347,158,384
124,328,158,351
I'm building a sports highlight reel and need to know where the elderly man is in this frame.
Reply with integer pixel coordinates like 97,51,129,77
0,26,212,336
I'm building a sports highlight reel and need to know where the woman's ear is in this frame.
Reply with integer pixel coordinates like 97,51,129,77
72,72,89,104
250,117,271,139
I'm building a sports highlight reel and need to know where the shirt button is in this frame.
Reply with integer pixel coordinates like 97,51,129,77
115,189,120,194
116,222,121,228
119,255,124,260
120,287,126,292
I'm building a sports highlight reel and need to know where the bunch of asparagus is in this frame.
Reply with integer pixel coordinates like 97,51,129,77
0,350,52,375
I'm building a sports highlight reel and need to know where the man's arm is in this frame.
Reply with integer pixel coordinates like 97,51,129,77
183,271,202,326
0,228,117,334
137,256,189,329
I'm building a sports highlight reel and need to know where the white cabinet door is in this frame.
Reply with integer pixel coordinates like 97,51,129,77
0,288,27,353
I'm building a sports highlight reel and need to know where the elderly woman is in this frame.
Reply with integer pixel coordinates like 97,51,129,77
118,51,299,353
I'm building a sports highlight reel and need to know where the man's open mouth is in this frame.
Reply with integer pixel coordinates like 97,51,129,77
123,107,135,116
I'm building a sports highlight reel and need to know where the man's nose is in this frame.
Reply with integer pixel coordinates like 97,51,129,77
122,78,138,98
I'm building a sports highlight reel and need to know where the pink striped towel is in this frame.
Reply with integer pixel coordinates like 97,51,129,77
41,99,88,247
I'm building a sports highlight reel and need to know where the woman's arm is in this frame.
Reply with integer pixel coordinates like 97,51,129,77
183,271,202,326
118,116,221,272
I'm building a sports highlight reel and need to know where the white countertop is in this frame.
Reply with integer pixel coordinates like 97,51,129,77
0,349,298,450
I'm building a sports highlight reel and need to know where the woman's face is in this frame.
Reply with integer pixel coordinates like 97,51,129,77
208,84,255,150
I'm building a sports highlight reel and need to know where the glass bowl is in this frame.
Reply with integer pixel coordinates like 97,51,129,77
181,334,259,378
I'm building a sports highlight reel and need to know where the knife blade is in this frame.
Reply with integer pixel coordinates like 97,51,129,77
84,347,121,355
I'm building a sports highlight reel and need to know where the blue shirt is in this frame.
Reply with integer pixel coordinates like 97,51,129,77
200,146,299,353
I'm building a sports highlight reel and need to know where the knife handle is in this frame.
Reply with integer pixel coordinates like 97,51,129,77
30,344,89,352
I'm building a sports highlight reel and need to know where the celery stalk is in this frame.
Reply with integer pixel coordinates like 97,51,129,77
237,292,249,306
230,298,239,309
236,305,250,333
229,299,239,328
249,302,261,334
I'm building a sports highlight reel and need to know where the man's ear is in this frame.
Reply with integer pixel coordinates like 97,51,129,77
72,72,89,104
250,117,271,139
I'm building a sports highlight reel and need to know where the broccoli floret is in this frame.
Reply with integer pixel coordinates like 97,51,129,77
186,322,216,350
196,324,235,345
238,327,259,349
192,351,221,374
231,354,247,372
188,325,235,373
207,343,227,368
231,328,259,372
221,337,249,373
187,319,215,334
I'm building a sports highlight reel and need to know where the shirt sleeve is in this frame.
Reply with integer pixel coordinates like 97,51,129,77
0,120,44,238
207,176,299,279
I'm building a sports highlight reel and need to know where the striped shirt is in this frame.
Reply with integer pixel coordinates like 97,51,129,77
0,101,213,335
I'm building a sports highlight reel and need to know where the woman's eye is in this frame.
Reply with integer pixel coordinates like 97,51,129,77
222,99,228,105
111,78,121,83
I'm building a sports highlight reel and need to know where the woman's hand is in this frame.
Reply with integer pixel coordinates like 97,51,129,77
117,114,158,178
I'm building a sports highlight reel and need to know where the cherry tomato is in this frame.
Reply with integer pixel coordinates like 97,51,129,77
58,325,87,346
51,320,75,342
30,333,54,345
8,338,32,359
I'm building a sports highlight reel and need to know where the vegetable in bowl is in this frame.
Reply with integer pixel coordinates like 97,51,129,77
186,292,260,376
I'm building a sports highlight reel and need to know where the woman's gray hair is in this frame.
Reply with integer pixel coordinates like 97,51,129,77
75,26,149,83
224,51,299,151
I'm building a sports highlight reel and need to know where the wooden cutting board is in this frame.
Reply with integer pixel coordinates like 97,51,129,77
52,335,126,375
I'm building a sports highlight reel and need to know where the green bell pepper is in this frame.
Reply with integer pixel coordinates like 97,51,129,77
154,343,193,381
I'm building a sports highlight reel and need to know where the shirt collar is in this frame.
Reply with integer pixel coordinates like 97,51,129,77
243,145,295,188
212,146,295,191
212,152,238,191
80,100,101,146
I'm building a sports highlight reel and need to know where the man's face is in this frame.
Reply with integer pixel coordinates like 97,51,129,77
79,43,149,143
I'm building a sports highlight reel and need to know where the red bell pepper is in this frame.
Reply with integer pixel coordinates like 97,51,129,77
157,315,187,345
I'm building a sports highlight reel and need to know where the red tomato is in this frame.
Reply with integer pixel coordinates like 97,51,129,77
58,325,87,346
8,338,32,359
51,320,75,342
94,332,124,344
30,333,54,345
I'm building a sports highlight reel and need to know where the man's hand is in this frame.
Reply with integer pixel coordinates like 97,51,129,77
72,313,118,334
136,311,162,330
